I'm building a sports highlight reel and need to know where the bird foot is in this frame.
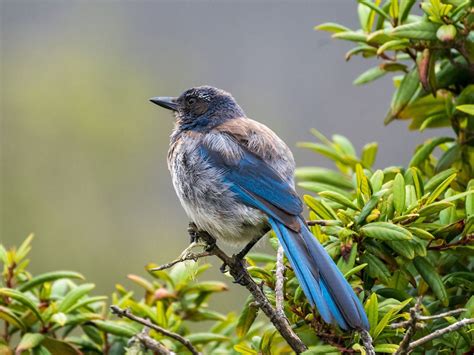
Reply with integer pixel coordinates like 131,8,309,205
219,255,248,286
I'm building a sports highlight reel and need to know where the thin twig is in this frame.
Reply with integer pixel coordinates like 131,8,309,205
360,329,375,355
390,308,467,329
275,245,285,319
131,326,172,355
407,318,474,351
194,229,308,353
394,299,421,355
150,251,212,271
110,305,200,355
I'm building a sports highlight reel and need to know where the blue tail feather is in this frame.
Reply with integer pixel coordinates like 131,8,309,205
269,217,369,330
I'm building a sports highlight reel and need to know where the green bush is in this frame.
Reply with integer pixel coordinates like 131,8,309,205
1,1,473,354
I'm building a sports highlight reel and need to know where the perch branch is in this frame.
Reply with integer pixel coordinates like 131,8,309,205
130,326,172,355
394,299,421,355
150,251,212,271
192,229,308,353
390,308,467,329
360,329,375,355
407,318,474,351
110,305,200,355
275,245,285,319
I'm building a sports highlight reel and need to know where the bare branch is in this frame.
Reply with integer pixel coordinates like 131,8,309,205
150,251,212,271
191,229,308,353
110,305,200,355
130,326,173,355
360,329,375,355
275,245,285,319
407,318,474,351
394,299,421,355
418,308,467,321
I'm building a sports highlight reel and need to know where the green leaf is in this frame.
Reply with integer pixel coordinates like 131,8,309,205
361,222,412,241
393,173,406,215
295,167,353,189
58,283,95,313
409,137,454,167
356,190,387,224
304,195,338,220
418,201,454,216
377,39,410,54
41,337,81,355
358,0,391,21
399,0,417,22
370,170,384,193
386,240,415,259
333,31,367,42
18,271,85,292
435,144,461,172
390,0,399,19
16,233,34,262
385,67,420,124
467,180,474,216
345,45,378,61
361,142,378,168
361,254,391,284
319,191,360,211
425,172,457,204
16,333,45,352
413,256,449,306
456,104,474,115
374,344,399,353
314,22,350,33
236,298,258,337
366,292,379,335
0,288,43,323
391,20,440,40
298,181,351,196
0,305,26,331
92,320,136,338
186,333,229,344
354,66,387,85
424,168,458,192
303,344,340,354
344,263,368,279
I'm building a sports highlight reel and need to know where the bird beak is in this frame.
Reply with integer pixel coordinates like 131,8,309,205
149,97,178,111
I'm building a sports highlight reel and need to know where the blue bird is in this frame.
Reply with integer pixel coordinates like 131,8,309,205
150,86,369,331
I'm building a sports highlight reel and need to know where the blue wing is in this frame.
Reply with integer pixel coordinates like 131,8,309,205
198,141,302,230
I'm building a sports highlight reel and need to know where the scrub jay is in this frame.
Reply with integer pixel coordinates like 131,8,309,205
150,86,369,330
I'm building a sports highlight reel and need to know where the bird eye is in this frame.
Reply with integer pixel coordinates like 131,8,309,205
187,97,197,105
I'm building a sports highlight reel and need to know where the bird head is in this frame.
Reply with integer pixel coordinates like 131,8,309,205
150,86,245,130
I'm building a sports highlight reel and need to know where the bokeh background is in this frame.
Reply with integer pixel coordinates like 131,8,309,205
1,0,449,311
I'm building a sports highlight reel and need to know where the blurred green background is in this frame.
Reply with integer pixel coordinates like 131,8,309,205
0,0,448,311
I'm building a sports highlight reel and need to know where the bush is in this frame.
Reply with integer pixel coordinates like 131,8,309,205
1,1,473,354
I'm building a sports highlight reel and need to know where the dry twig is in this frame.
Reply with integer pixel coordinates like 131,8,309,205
275,245,286,319
110,305,200,355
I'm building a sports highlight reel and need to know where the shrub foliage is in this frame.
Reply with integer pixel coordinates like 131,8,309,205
1,0,473,354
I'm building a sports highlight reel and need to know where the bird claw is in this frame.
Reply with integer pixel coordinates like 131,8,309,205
187,222,199,244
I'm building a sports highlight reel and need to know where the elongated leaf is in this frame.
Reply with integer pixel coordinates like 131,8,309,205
16,333,45,352
186,333,229,344
344,263,368,279
362,254,391,284
92,320,136,337
354,66,386,85
418,201,453,216
456,104,474,115
399,0,417,22
391,20,440,40
366,292,379,335
358,0,391,21
236,297,259,337
0,288,43,323
374,344,399,353
386,240,415,259
361,222,412,241
319,191,359,210
385,67,420,124
18,271,84,292
409,137,454,167
361,142,378,168
377,39,410,55
426,173,457,204
314,22,350,33
333,31,367,42
42,337,81,355
413,257,449,306
393,173,406,215
295,167,353,189
345,45,378,61
424,168,457,192
0,305,26,331
58,283,95,313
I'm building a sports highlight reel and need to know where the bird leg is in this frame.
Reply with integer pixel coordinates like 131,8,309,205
235,226,271,261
